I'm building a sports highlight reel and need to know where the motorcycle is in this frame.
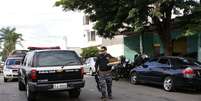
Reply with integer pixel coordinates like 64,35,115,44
111,59,134,80
112,54,149,81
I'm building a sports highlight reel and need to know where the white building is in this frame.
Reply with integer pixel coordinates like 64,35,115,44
81,14,124,58
82,15,102,48
102,35,124,57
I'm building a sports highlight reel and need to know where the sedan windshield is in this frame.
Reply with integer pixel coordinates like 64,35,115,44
6,59,22,66
35,51,82,67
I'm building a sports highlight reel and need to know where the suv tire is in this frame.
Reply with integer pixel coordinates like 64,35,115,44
26,83,36,101
18,80,25,91
69,89,81,98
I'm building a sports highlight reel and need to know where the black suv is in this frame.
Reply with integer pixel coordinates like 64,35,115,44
18,50,85,101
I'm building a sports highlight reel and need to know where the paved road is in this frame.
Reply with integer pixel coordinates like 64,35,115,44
0,74,201,101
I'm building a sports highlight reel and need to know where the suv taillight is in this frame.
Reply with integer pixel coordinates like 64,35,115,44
31,69,37,80
182,67,195,78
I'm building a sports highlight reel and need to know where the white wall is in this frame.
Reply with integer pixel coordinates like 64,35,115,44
82,15,102,48
102,35,124,57
107,44,124,58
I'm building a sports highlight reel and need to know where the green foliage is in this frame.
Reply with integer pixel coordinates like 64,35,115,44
56,0,200,35
0,27,23,61
176,5,201,36
81,47,99,59
56,0,201,55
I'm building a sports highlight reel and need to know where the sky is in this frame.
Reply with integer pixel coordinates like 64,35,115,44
0,0,85,49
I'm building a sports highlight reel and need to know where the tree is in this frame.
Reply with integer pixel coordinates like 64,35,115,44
0,27,23,61
56,0,201,55
81,47,99,59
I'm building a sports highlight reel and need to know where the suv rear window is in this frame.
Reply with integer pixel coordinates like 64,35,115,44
6,59,22,65
35,51,82,67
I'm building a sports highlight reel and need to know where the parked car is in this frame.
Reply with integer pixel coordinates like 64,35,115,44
0,61,4,73
130,56,201,92
18,50,85,101
83,57,97,75
3,56,23,82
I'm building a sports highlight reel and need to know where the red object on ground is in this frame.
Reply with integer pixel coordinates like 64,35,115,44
28,46,60,50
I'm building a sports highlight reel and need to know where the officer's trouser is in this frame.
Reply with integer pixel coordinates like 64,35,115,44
99,71,112,97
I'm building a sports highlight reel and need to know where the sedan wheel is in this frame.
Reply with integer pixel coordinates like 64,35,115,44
163,76,175,92
130,72,139,85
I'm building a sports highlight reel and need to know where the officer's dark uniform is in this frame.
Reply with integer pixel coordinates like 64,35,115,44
95,53,113,98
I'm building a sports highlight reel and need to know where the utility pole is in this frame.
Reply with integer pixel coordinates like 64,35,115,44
140,28,145,54
139,34,143,54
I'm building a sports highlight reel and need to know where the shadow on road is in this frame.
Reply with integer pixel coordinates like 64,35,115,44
3,79,18,82
36,92,81,101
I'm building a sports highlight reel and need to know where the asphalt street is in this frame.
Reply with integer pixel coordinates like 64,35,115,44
0,74,201,101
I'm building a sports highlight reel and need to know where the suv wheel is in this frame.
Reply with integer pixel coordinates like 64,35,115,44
4,77,7,82
130,72,139,85
69,89,81,98
163,76,175,92
18,80,25,91
26,83,36,101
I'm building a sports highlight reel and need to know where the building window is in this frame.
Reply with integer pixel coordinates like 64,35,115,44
87,30,91,41
87,30,96,41
83,15,90,25
91,31,96,41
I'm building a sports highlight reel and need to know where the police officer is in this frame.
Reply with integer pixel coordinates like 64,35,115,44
95,46,113,100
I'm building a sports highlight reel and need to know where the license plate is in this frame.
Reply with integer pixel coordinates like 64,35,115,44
53,83,67,89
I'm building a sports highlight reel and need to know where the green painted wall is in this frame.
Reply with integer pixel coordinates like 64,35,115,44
124,35,140,61
171,31,181,39
187,35,198,53
123,32,200,60
153,34,164,54
142,34,154,56
124,33,155,61
152,32,185,55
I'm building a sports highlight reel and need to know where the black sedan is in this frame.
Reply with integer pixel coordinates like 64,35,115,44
130,56,201,92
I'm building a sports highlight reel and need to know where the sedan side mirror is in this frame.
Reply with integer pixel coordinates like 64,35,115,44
143,65,148,68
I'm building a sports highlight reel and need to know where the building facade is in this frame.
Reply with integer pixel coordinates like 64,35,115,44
82,15,102,48
81,13,201,61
